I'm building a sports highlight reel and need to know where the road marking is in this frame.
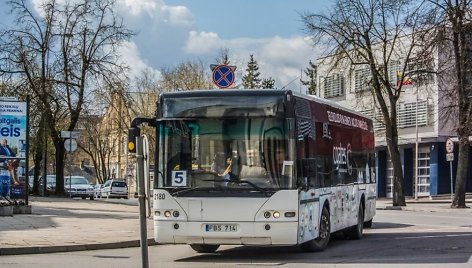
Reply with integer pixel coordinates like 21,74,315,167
396,233,472,240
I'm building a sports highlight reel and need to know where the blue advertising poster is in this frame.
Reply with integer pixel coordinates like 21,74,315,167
0,101,27,198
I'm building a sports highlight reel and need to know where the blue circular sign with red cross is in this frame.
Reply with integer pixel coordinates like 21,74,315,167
212,65,235,89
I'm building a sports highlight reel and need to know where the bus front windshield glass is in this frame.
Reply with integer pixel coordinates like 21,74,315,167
157,118,294,195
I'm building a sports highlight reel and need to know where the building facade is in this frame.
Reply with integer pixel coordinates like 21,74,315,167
316,40,472,198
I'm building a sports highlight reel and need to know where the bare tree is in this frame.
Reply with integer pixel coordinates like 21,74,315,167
0,0,133,195
160,60,213,91
428,0,471,208
126,69,161,162
76,112,113,184
301,0,436,206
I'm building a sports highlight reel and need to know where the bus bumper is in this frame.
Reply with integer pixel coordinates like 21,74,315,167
154,221,299,245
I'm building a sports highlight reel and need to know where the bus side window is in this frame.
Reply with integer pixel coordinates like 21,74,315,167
298,158,320,189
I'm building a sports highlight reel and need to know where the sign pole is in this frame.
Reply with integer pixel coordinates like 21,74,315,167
136,135,149,268
445,138,454,201
450,161,453,201
69,139,72,199
62,131,79,198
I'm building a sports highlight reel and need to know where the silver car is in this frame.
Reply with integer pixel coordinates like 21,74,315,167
65,176,94,200
101,179,128,199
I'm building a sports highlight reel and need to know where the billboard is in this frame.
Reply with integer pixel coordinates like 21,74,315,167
0,101,27,198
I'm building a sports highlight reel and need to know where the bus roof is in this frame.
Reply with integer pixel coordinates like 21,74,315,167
159,89,370,121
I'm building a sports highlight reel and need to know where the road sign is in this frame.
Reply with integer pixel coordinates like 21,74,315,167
446,138,454,153
446,153,454,162
212,65,235,89
64,138,77,152
61,130,81,139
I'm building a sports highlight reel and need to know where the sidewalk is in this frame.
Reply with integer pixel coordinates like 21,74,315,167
377,195,472,213
0,196,155,255
1,196,471,256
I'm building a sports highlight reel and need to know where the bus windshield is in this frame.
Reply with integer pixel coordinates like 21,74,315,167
156,117,295,196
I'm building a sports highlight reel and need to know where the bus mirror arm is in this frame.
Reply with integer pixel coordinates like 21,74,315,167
131,117,156,129
297,176,309,192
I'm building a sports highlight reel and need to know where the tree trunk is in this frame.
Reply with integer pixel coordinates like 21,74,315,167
387,140,406,206
452,137,469,208
385,116,406,206
54,140,66,196
32,149,42,195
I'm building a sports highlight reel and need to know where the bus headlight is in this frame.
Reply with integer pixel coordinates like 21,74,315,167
172,210,180,218
273,211,280,218
264,211,271,218
164,210,172,218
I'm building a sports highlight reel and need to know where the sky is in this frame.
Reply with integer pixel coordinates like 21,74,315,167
0,0,331,89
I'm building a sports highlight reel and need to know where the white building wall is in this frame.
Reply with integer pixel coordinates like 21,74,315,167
315,41,455,146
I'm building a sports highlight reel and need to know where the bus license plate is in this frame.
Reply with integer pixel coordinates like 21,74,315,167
205,224,237,232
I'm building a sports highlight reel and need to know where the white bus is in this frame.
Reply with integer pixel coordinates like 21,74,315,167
150,89,376,253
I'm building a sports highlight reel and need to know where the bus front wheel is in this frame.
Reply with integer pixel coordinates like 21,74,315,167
300,206,331,252
190,244,220,253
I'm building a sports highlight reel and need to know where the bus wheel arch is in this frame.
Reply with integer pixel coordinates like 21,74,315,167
300,203,331,252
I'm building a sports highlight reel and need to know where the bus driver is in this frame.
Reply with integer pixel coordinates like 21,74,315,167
211,152,232,186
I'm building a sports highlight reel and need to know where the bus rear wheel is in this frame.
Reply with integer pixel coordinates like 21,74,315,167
300,206,330,252
190,244,220,253
347,204,364,240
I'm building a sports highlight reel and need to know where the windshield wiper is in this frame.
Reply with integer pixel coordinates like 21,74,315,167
171,187,209,197
202,178,270,196
232,179,268,193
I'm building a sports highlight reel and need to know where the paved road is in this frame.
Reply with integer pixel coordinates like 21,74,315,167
1,206,471,267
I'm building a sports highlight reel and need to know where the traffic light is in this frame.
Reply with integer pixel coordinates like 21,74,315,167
128,127,140,153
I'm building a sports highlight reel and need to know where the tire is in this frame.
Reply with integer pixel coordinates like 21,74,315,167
300,206,331,252
190,244,220,253
363,219,373,228
81,197,86,200
90,196,94,200
347,204,364,240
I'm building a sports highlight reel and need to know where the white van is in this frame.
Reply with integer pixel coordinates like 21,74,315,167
101,179,128,199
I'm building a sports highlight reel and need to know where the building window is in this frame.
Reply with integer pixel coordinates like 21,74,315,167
354,68,372,92
406,57,434,85
323,74,345,98
397,100,428,128
359,108,385,132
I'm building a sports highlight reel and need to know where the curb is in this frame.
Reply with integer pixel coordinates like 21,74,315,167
0,239,158,256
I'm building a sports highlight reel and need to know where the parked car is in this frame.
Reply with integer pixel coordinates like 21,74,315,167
28,175,56,194
93,184,103,198
101,179,128,199
65,176,94,200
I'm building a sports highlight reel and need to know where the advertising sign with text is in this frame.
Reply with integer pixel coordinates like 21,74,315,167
0,101,27,198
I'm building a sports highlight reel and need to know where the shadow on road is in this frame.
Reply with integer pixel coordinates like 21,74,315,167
175,231,472,265
370,221,413,229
